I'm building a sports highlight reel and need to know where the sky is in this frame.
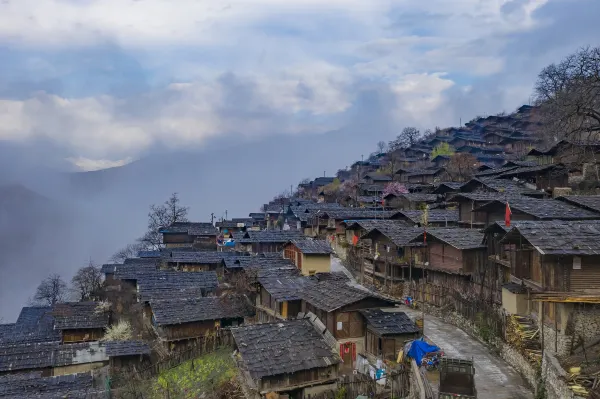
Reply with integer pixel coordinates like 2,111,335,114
0,0,598,172
1,0,599,320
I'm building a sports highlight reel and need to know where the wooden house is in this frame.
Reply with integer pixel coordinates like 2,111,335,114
248,213,267,230
460,177,545,198
52,302,110,343
359,309,420,362
238,230,305,253
312,209,392,240
359,225,424,292
432,182,465,196
161,251,227,273
430,155,450,168
150,296,253,347
386,193,438,210
363,173,392,184
406,168,446,184
406,228,487,307
231,319,341,398
451,192,502,228
159,222,218,251
499,221,600,355
495,164,569,191
283,239,332,276
299,277,397,371
105,341,151,372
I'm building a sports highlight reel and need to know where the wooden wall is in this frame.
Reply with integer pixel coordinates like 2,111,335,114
258,365,338,393
62,329,104,343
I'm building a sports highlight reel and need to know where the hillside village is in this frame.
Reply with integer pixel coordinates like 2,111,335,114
2,49,600,398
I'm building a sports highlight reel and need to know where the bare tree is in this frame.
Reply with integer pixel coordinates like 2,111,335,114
71,261,104,301
110,243,145,263
389,127,421,150
534,46,600,146
138,193,189,250
446,153,478,182
33,274,67,306
376,140,387,154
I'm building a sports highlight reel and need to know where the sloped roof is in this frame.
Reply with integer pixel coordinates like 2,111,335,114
160,222,217,236
150,296,254,325
397,193,439,202
413,228,485,249
474,166,519,177
474,198,600,220
359,309,420,336
501,220,600,255
0,307,60,344
556,195,600,214
394,209,459,224
361,225,423,247
52,302,110,330
320,209,393,220
298,278,393,312
0,372,97,398
231,319,340,379
288,239,333,254
498,164,567,178
239,230,305,243
105,341,151,357
137,271,219,302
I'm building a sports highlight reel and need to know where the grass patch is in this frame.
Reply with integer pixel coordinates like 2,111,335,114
153,349,237,398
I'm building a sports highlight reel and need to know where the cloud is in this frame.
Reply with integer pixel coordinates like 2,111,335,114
0,0,598,165
66,157,134,172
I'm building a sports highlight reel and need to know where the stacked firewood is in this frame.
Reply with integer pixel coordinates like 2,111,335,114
505,315,542,365
566,368,600,397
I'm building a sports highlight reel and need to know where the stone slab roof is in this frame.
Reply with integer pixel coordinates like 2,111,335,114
414,228,485,250
288,239,333,254
502,220,600,255
105,341,151,357
474,198,600,220
150,296,254,325
0,372,97,399
231,319,340,380
557,195,600,214
359,309,420,336
52,302,110,330
239,230,305,244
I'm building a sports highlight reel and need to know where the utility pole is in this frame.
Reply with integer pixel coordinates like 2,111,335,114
225,210,228,220
323,170,326,177
210,213,214,224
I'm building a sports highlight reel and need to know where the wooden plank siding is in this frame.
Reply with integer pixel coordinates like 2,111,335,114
62,329,104,343
259,365,338,393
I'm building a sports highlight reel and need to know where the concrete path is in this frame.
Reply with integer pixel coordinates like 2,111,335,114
399,307,533,399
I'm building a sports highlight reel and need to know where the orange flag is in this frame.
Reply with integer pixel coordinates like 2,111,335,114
505,202,512,227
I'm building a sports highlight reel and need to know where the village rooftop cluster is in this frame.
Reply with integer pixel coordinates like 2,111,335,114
3,103,600,398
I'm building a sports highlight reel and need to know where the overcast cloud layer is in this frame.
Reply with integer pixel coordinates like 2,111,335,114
0,0,598,170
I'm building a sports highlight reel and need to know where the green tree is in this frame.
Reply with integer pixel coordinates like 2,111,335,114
430,142,455,158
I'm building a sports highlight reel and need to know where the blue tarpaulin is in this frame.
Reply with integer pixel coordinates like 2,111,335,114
407,339,440,364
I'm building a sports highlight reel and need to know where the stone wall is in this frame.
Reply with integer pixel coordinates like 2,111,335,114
541,351,579,399
542,324,573,357
572,304,600,343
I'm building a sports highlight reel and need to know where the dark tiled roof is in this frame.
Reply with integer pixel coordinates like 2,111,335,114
105,341,151,357
231,319,340,379
160,222,217,236
474,198,600,220
416,228,485,249
258,276,311,302
498,164,566,178
502,282,527,294
0,372,96,398
52,302,110,330
451,192,505,202
1,307,60,344
0,341,58,372
364,173,392,182
239,230,305,243
151,296,254,325
343,219,408,231
397,193,439,202
503,220,600,255
138,250,161,258
163,251,229,265
557,195,600,214
359,309,420,336
123,257,161,266
362,225,424,247
113,262,159,280
356,196,381,203
288,239,333,254
476,178,541,196
433,182,465,190
504,160,538,167
298,279,391,312
395,209,459,224
320,209,393,220
360,183,387,192
137,271,219,302
474,166,519,177
101,263,119,274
